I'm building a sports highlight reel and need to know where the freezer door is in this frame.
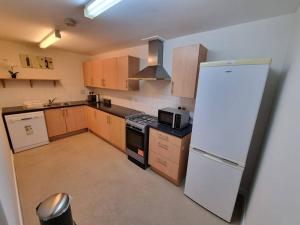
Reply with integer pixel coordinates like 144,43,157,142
191,64,269,165
184,148,244,222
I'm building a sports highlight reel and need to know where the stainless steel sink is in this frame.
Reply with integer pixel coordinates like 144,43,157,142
43,103,63,107
43,102,71,107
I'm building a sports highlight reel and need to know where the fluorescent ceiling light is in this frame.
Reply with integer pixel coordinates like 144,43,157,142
39,30,61,49
84,0,123,19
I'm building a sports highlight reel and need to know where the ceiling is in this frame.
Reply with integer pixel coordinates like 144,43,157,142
0,0,299,55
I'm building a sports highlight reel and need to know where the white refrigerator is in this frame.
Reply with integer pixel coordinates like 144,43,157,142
184,59,271,222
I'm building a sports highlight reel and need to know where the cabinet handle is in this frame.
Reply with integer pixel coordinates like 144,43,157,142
158,133,169,141
126,80,128,89
158,142,168,150
171,81,174,94
157,158,168,167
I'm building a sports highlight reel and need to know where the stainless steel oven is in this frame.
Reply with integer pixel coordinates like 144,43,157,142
126,125,148,169
125,113,157,169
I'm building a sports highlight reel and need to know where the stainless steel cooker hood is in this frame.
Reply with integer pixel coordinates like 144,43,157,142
129,39,171,80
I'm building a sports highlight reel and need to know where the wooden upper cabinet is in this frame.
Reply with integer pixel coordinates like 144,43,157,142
82,56,140,91
92,59,104,88
65,106,87,133
103,58,117,89
171,44,207,98
117,56,139,91
83,60,94,87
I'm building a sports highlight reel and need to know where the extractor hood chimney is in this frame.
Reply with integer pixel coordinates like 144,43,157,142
129,38,171,80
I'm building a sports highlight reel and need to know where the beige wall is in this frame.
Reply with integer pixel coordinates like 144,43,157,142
0,40,89,108
91,14,294,116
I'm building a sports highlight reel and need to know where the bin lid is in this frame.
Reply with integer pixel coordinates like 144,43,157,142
36,193,70,221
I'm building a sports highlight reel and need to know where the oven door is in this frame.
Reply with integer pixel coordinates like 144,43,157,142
126,126,145,163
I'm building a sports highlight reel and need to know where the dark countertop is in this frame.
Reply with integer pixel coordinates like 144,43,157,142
148,122,192,138
88,102,141,118
1,100,141,119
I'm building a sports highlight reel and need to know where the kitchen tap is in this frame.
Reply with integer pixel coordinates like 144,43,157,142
48,97,56,105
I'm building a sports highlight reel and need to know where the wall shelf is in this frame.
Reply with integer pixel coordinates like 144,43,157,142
0,77,60,88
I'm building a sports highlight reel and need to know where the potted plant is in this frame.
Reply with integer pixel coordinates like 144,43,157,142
8,65,19,79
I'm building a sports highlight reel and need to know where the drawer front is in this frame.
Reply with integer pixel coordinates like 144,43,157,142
149,138,182,164
149,151,179,180
150,128,181,147
149,128,182,163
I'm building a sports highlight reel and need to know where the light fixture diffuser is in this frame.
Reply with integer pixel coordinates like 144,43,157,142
84,0,123,19
39,30,61,49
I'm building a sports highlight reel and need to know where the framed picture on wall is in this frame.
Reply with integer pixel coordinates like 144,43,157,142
19,54,33,68
19,54,54,70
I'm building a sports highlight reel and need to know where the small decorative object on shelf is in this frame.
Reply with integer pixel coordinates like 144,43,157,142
8,65,19,79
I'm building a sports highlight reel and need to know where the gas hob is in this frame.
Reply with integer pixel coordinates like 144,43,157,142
126,113,157,133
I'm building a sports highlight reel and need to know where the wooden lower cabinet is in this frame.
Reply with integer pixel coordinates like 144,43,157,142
85,106,100,134
109,114,126,151
44,108,67,137
84,106,126,152
65,106,87,132
45,106,87,138
96,110,110,141
149,128,191,185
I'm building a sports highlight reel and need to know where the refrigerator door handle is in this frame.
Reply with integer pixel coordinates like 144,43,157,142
191,147,242,169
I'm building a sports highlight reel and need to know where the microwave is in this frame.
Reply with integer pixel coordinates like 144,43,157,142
158,107,190,130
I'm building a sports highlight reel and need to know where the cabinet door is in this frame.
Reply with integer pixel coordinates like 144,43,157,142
103,58,117,89
116,56,128,90
109,115,126,151
92,59,103,88
44,108,67,137
172,44,207,98
96,110,110,140
65,106,87,132
85,106,97,133
83,60,94,86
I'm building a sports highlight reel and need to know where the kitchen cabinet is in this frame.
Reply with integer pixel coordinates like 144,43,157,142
102,58,117,88
82,55,140,91
109,114,126,151
64,106,87,132
149,128,191,185
96,110,110,141
84,106,126,152
85,106,101,134
83,60,94,87
44,108,67,137
171,44,207,98
116,56,139,91
45,106,87,138
98,111,126,152
92,58,104,88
